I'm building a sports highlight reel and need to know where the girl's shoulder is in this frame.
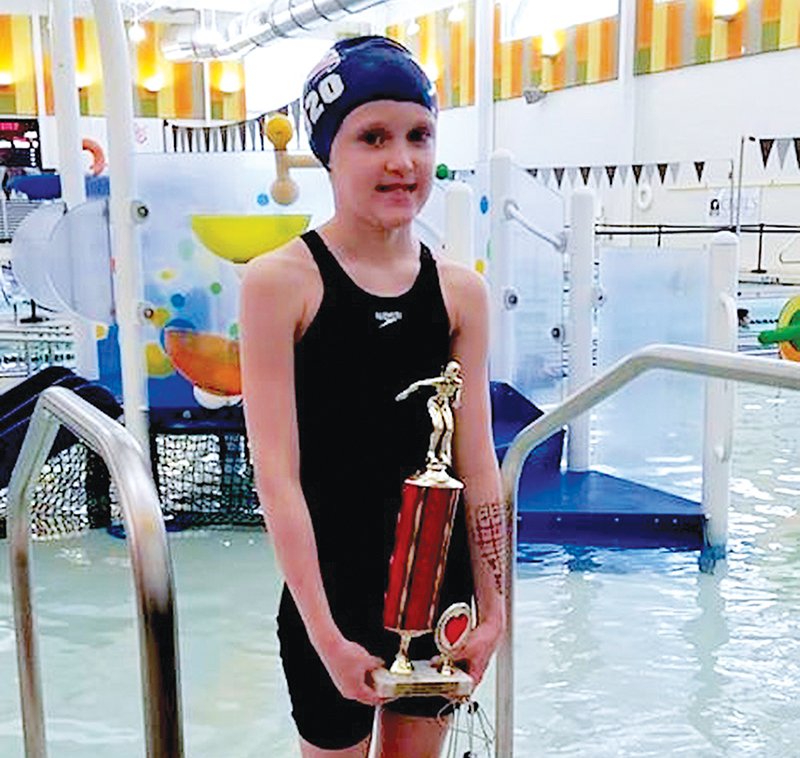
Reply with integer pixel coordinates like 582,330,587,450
433,252,489,301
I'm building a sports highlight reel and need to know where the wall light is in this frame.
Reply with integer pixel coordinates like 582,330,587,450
423,61,440,82
218,70,242,94
128,21,146,44
448,5,465,23
143,72,165,93
540,32,562,58
76,72,93,89
713,0,742,20
0,72,13,87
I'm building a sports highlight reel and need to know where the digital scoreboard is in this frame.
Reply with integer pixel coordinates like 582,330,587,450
0,119,42,169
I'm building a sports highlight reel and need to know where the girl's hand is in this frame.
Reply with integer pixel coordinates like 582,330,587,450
446,615,505,686
320,636,386,706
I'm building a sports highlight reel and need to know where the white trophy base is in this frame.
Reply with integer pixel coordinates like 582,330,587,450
371,661,474,699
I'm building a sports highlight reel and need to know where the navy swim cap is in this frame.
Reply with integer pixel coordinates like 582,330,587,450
302,36,437,167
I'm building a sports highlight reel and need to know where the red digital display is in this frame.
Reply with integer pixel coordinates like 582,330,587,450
0,119,41,168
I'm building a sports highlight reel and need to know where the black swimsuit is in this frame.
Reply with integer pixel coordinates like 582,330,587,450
277,230,473,750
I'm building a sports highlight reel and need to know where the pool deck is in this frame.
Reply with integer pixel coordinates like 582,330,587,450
491,382,706,551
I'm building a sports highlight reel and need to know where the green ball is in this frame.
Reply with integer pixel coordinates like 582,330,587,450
435,163,450,180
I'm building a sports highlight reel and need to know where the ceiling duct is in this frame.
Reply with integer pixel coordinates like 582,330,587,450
162,0,385,61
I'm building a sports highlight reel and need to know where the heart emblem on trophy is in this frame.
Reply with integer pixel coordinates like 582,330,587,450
435,602,473,655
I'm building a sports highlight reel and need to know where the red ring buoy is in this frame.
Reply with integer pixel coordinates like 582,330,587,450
81,138,106,176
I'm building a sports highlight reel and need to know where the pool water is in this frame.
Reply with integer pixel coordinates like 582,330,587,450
1,382,799,757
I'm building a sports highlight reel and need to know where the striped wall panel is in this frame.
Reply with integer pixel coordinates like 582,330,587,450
636,0,800,74
387,5,476,109
387,3,619,107
40,17,229,119
0,15,37,116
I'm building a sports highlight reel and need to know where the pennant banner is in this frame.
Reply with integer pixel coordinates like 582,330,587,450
579,166,591,185
605,165,616,186
694,161,705,182
162,104,298,153
632,164,643,184
656,163,668,184
554,167,565,188
776,138,791,168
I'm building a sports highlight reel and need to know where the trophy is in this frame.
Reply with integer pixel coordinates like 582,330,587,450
371,360,475,699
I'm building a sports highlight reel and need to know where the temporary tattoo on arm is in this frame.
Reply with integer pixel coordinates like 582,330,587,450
472,501,508,595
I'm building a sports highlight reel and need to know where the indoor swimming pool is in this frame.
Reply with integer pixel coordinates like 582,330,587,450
1,380,799,757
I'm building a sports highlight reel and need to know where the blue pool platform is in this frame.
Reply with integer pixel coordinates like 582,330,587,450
491,382,706,550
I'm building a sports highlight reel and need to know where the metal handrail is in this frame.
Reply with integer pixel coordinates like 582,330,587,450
494,343,800,757
8,387,182,757
503,198,567,252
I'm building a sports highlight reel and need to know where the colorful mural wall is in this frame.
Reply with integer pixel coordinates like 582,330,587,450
636,0,800,74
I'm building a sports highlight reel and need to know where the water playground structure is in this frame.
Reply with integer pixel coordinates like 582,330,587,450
4,4,800,757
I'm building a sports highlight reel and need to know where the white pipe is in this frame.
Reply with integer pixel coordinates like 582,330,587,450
504,199,567,252
444,182,474,269
92,0,150,458
475,0,494,161
489,149,514,385
566,190,595,471
50,0,99,380
702,231,739,555
30,14,48,124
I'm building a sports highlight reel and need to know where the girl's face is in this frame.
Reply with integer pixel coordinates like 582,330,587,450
327,100,436,232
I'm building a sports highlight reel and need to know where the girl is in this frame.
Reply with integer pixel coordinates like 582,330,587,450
241,36,506,758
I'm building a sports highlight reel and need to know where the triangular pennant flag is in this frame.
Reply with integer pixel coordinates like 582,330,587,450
605,165,617,186
258,116,266,150
694,161,705,182
203,126,211,152
186,128,194,152
668,162,680,183
618,165,629,184
247,119,257,150
776,138,791,168
644,164,655,182
632,164,643,184
239,121,248,150
540,167,552,185
212,126,219,152
526,168,538,178
220,126,228,151
567,166,579,186
579,166,591,185
591,166,603,185
179,127,187,152
759,138,774,167
162,119,169,152
554,167,565,188
795,138,800,170
656,163,668,183
172,125,179,152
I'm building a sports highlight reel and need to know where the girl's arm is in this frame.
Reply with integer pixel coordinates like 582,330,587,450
240,250,384,706
442,263,508,683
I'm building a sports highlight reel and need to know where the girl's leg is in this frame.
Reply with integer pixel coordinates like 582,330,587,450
374,709,450,758
300,734,371,758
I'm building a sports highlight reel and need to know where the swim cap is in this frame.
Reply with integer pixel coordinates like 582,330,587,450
302,36,437,167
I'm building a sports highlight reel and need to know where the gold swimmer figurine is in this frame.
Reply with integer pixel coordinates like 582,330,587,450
395,360,463,472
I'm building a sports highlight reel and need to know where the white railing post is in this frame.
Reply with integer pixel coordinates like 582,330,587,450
566,190,595,471
92,0,150,458
489,149,514,384
702,231,739,556
443,182,475,269
50,0,98,380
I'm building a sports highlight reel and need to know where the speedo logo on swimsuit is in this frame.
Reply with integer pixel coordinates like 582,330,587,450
375,311,403,329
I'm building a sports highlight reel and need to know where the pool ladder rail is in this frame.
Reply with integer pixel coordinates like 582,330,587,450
8,386,183,758
496,343,800,758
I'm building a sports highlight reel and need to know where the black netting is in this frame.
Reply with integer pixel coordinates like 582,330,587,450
1,432,262,540
0,445,112,540
149,432,262,530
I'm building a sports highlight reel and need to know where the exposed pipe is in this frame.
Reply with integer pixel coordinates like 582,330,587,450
162,0,386,61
